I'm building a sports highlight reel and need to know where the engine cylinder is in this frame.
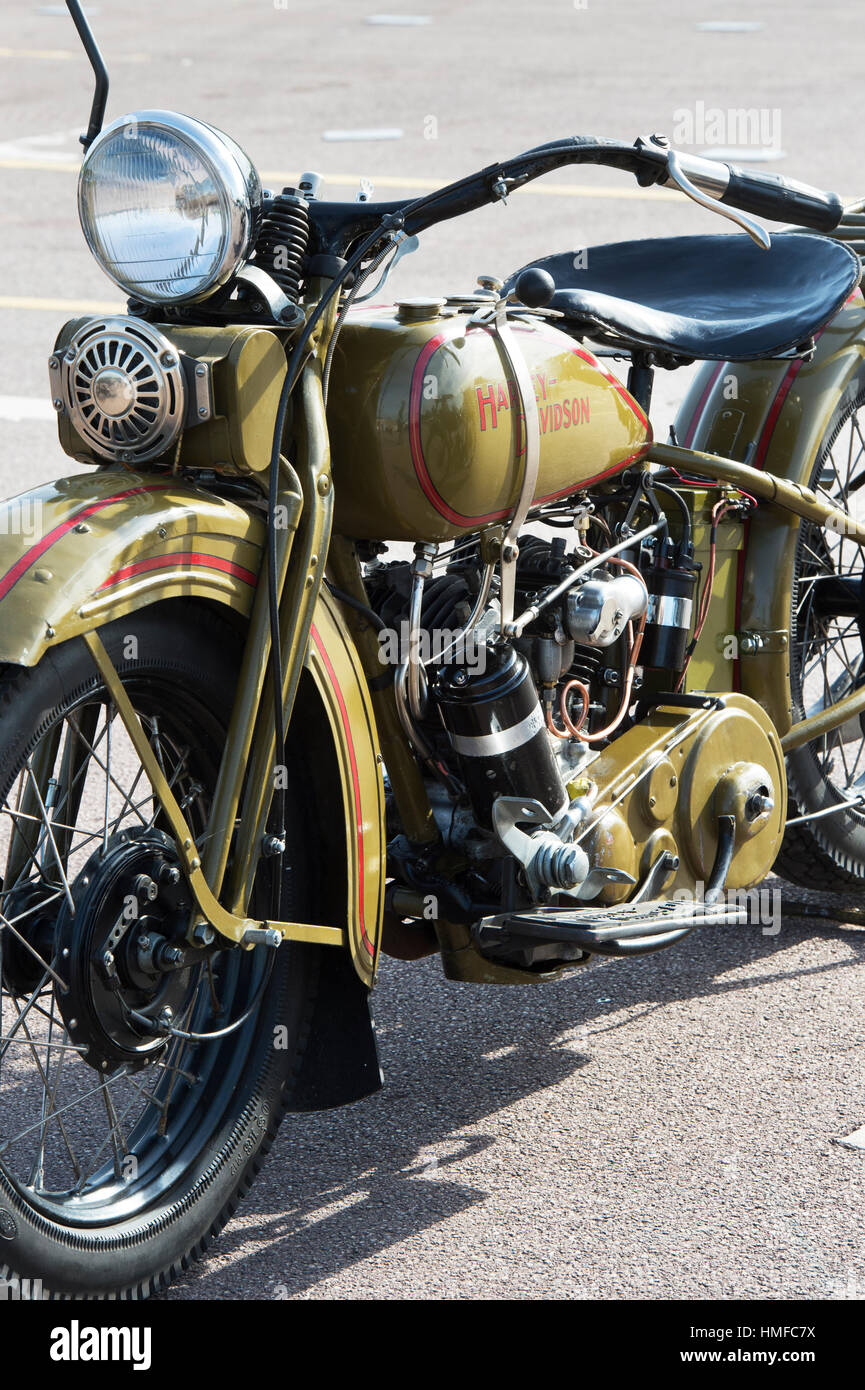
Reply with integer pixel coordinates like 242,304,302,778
433,643,568,826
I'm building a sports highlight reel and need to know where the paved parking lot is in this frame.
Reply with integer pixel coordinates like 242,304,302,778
1,0,864,1299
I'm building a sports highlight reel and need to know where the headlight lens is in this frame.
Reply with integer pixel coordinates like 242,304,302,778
78,110,261,304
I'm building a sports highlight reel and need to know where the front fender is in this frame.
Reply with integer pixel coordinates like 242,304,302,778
674,289,865,733
0,469,264,663
0,466,384,986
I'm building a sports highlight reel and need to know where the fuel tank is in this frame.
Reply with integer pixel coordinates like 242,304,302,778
326,299,651,541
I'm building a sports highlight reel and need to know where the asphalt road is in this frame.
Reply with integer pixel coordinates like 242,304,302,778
1,0,864,1301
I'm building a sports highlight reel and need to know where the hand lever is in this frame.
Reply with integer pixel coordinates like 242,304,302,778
666,150,771,250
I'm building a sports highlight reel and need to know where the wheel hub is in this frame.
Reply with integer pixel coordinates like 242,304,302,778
56,829,196,1074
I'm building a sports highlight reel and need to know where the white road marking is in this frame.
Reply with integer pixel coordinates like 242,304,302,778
696,21,765,33
0,128,82,164
698,147,786,163
0,295,121,312
322,128,404,142
836,1124,865,1151
0,396,56,422
365,14,432,23
0,46,76,60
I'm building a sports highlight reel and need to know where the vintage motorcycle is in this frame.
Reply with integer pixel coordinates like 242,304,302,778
2,0,865,1298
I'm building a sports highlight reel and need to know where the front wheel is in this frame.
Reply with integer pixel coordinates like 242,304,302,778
0,603,319,1298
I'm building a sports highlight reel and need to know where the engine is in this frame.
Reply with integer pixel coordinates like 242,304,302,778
365,518,691,831
361,481,784,971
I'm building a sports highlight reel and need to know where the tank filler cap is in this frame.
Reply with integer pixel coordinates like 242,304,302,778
396,296,446,323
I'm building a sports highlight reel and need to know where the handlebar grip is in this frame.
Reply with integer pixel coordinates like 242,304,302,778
720,165,844,233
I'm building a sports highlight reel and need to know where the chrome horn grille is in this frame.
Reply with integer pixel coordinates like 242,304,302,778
50,317,186,463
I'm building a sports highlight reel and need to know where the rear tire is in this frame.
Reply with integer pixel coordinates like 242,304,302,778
776,376,865,887
0,602,320,1298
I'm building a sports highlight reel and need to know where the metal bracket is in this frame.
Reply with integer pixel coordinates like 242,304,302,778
491,796,632,900
470,291,542,632
235,264,305,328
180,354,213,427
737,628,789,655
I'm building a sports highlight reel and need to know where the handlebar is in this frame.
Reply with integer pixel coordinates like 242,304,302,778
305,134,846,259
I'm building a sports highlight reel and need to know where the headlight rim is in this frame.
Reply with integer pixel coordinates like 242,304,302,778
77,108,263,306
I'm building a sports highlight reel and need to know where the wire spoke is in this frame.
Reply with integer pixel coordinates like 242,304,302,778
0,670,220,1210
102,703,113,854
0,897,66,990
110,763,148,837
22,758,76,914
9,1008,82,1180
795,402,865,809
0,968,55,1062
0,1067,128,1158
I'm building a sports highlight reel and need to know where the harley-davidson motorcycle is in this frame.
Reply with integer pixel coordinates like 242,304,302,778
2,1,865,1298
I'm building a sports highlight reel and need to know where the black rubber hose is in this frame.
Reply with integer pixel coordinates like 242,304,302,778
704,814,736,904
324,581,387,633
647,478,693,552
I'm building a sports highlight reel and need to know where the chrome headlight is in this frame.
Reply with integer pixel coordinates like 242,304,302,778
78,110,261,304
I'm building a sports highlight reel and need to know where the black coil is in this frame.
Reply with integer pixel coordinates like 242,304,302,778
567,643,603,687
251,191,310,302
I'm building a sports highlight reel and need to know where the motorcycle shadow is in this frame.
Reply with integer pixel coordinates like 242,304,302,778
164,899,865,1299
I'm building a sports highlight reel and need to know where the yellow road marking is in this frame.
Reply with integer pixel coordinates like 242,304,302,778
0,47,76,61
0,48,147,63
0,158,81,172
0,155,685,202
0,154,852,210
0,295,121,313
260,174,683,203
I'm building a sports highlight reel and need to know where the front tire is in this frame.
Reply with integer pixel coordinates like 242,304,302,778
0,603,319,1298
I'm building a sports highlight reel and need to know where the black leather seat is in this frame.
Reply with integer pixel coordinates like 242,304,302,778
504,233,861,361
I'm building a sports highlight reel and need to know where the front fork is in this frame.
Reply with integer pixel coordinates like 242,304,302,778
83,298,347,950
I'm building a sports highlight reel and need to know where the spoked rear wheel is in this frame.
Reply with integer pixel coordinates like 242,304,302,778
777,382,865,886
0,604,318,1298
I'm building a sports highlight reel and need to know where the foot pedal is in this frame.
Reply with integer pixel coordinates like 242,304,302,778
474,896,750,965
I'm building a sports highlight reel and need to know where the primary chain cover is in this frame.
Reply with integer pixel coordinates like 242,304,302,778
582,693,787,902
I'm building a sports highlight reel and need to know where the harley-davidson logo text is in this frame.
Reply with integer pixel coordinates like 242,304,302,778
476,375,589,434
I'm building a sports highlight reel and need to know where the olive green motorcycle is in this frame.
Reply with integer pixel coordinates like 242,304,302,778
2,1,865,1297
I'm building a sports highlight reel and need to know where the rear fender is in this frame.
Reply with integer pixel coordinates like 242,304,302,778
673,289,865,733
